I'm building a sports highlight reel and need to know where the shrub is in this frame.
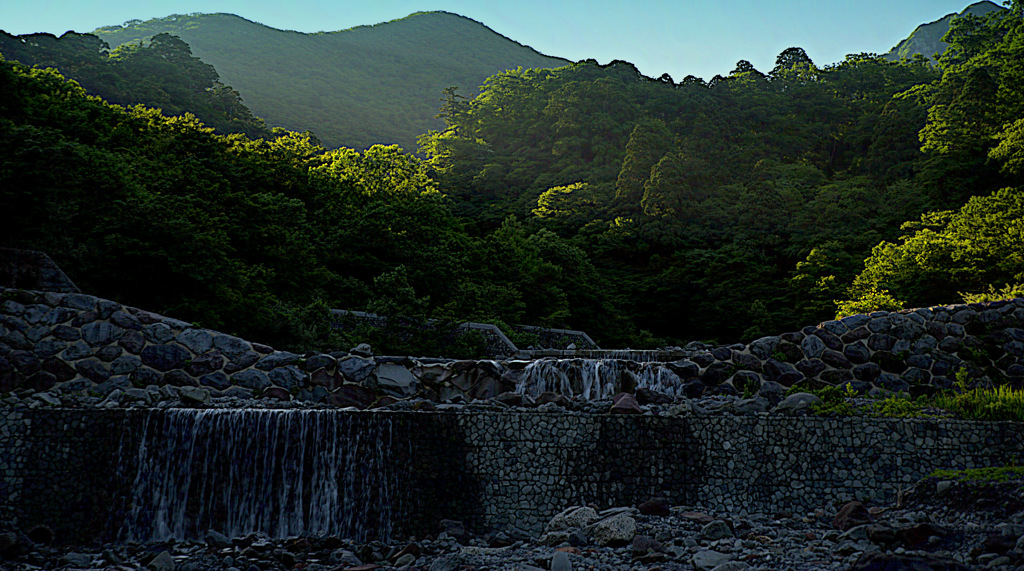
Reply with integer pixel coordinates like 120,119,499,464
931,385,1024,422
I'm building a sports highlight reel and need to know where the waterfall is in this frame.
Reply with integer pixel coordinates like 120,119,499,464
118,409,400,543
516,358,682,400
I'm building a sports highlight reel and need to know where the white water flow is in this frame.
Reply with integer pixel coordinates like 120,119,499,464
120,409,399,542
516,358,682,400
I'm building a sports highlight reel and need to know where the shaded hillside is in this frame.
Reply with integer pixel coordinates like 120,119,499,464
0,30,269,138
885,0,1004,62
93,12,570,150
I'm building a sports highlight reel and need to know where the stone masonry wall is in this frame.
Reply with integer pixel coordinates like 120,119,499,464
3,287,1023,409
1,407,1020,544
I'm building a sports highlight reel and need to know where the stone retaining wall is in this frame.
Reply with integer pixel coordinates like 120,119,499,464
1,407,1019,544
2,287,1022,407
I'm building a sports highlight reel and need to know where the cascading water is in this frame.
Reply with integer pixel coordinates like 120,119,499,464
516,358,683,400
118,409,401,543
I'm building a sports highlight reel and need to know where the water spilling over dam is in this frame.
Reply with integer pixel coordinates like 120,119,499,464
117,410,402,543
515,358,684,400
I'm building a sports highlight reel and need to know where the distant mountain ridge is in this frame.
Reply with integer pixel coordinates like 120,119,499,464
885,0,1005,62
93,12,570,150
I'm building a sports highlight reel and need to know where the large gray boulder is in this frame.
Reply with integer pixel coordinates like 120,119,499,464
339,356,375,383
546,506,599,533
774,392,822,415
374,363,420,397
588,512,636,546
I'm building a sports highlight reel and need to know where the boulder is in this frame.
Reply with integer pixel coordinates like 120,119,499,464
144,322,175,344
691,550,734,571
550,550,571,571
82,322,122,346
233,369,271,391
492,391,523,407
700,519,733,541
468,376,504,401
325,385,376,409
896,523,946,548
667,359,700,378
176,329,213,354
820,348,852,369
42,356,77,382
339,356,376,383
118,330,146,354
833,501,872,531
350,343,373,357
800,335,826,359
734,396,768,414
256,351,301,371
546,506,599,532
763,359,804,385
303,353,336,372
756,380,787,405
310,367,341,391
140,344,190,372
224,351,260,372
610,392,642,414
186,352,224,377
634,386,673,405
637,497,671,516
536,391,571,408
748,336,780,360
205,529,232,549
374,363,420,397
179,386,211,405
268,365,307,391
212,334,252,360
199,372,231,391
588,512,636,546
147,550,175,571
774,392,821,415
631,534,664,556
700,362,731,386
262,387,291,401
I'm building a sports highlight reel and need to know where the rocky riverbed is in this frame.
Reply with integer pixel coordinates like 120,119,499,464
2,472,1023,571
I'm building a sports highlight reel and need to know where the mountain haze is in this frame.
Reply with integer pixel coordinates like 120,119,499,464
885,0,1005,61
93,12,570,150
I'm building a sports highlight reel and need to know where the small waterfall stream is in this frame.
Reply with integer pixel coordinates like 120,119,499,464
515,358,683,400
118,409,401,543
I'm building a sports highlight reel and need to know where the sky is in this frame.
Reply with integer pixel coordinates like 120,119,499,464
0,0,996,81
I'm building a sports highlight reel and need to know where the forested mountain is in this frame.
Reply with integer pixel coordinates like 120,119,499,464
0,30,269,137
1,3,1022,353
885,0,1004,61
0,54,616,355
418,1,1024,344
91,12,569,150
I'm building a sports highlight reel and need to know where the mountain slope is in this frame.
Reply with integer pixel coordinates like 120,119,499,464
0,30,270,138
885,0,1005,62
93,12,570,150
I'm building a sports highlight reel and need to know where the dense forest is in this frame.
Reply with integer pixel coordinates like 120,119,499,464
0,30,269,137
1,2,1023,354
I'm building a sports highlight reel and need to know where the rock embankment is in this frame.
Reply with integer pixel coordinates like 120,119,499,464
3,287,1023,411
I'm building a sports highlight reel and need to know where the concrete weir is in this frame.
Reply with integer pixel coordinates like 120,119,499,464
1,407,1020,545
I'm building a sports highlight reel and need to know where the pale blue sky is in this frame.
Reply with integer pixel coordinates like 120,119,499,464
0,0,995,80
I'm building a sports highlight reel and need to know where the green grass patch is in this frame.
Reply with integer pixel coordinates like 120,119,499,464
928,466,1024,483
786,385,935,418
787,383,1024,421
931,385,1024,422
